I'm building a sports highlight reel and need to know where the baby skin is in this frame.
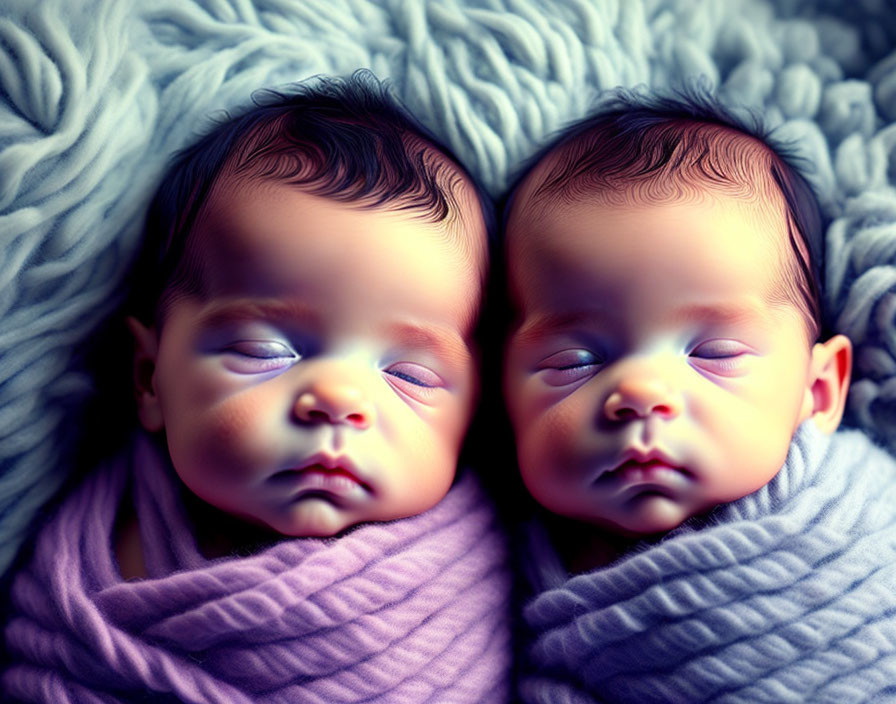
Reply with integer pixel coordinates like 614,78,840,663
503,122,851,570
2,76,515,704
119,184,485,575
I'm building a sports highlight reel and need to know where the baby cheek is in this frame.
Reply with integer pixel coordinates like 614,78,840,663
189,391,283,478
443,399,476,451
398,408,463,478
395,384,472,451
519,395,591,470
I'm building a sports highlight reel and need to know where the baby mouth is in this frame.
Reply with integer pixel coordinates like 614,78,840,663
270,463,373,495
594,457,692,488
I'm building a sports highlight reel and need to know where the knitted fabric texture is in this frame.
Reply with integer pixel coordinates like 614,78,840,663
5,0,896,583
520,423,896,703
3,433,511,703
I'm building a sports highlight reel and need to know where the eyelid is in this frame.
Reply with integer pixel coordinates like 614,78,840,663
221,339,299,374
384,362,447,406
688,339,754,378
227,339,298,359
689,339,751,358
384,361,445,388
536,348,601,387
537,348,601,370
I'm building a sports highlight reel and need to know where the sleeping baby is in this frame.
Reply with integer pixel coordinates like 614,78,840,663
502,88,896,702
3,72,510,703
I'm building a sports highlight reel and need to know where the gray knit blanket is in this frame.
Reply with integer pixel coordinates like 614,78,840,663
4,433,511,703
520,423,896,703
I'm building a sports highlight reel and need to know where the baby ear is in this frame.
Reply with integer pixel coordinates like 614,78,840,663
806,334,853,434
125,316,164,433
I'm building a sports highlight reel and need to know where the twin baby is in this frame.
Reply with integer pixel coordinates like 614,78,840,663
6,73,896,703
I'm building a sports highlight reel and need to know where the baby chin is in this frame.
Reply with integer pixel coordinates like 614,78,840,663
606,492,700,536
269,496,366,538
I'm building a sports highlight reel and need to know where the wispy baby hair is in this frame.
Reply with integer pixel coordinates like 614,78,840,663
130,70,491,324
506,85,825,341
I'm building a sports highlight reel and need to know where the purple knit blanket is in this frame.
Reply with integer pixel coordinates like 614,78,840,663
3,434,511,703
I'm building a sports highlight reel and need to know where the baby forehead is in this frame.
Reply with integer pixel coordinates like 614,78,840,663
201,176,482,261
191,178,486,324
506,183,791,262
504,198,796,334
503,187,796,320
216,135,489,260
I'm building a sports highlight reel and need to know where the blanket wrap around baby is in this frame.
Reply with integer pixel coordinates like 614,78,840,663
3,434,511,703
520,423,896,703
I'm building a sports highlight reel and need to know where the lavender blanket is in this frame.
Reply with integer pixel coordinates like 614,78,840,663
3,433,511,703
520,423,896,703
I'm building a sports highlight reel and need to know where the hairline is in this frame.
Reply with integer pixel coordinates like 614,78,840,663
150,102,489,326
159,164,488,331
504,118,821,342
131,72,495,330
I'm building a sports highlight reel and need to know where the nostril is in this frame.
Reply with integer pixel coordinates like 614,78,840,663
614,407,637,420
346,412,366,427
306,409,329,422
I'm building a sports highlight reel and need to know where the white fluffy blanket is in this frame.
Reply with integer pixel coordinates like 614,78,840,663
2,0,896,582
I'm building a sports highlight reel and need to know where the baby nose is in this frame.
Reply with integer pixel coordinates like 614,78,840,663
603,376,682,421
294,382,375,429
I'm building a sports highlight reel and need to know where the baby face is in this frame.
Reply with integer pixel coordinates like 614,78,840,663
137,181,481,537
504,193,816,536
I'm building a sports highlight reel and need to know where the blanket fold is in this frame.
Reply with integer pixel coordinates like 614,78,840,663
4,433,511,703
520,423,896,703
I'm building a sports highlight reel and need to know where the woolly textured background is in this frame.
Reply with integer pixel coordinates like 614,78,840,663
1,0,896,578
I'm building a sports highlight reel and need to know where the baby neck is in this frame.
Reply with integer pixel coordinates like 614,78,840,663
543,513,667,573
179,487,286,560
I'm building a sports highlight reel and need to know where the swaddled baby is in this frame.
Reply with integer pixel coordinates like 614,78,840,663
4,72,510,703
503,88,896,703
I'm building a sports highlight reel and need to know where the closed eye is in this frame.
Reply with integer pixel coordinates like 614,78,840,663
224,340,299,373
384,362,445,403
537,349,601,386
228,340,296,358
689,339,752,376
690,340,749,359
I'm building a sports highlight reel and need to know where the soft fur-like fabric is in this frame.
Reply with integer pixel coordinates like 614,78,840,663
3,433,511,703
520,423,896,703
4,0,896,582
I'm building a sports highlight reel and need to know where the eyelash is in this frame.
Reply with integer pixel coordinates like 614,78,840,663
384,362,444,388
688,340,750,375
224,340,299,372
531,339,751,384
221,338,449,399
689,340,746,358
537,349,602,386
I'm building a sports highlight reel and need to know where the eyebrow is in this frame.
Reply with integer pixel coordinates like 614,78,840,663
513,310,615,345
385,321,473,365
667,301,769,326
195,300,323,329
513,300,769,344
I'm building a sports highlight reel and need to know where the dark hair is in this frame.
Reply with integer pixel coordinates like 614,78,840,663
129,70,492,324
503,86,825,341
